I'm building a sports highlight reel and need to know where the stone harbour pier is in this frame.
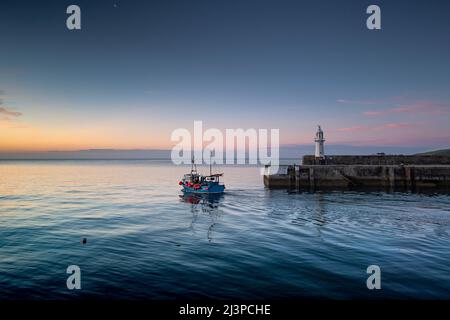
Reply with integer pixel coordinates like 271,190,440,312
264,126,450,191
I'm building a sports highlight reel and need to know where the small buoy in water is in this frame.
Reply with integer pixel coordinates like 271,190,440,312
82,238,87,244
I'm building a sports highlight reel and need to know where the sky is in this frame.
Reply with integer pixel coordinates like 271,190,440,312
1,0,450,152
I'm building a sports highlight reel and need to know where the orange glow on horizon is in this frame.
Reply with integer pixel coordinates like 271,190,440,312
0,124,173,152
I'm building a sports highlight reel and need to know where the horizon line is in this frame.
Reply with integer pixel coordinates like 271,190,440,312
0,144,447,154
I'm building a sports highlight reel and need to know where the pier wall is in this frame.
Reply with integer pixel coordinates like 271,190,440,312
302,155,450,166
263,165,450,191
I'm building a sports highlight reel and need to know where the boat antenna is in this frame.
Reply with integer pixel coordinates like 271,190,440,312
191,154,196,173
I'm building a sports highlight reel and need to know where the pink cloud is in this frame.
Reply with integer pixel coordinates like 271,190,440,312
0,91,22,120
337,122,417,132
0,107,22,117
364,101,450,117
336,99,378,105
363,111,383,116
337,125,369,132
381,122,416,129
337,96,407,105
0,93,23,126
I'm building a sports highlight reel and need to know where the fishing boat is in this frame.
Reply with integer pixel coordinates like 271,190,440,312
178,157,225,194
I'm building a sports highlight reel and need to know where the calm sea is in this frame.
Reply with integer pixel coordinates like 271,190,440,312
0,160,449,299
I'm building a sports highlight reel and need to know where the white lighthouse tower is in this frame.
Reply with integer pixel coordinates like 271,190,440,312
314,125,325,160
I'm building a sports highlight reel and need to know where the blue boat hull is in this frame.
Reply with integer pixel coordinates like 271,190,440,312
182,184,225,194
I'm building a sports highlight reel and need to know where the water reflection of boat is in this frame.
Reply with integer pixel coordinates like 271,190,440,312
178,156,225,194
179,192,224,206
179,192,224,242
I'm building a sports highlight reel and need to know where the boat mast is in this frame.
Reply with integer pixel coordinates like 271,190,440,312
191,154,197,174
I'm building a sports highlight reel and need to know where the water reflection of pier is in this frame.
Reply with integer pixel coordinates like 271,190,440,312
179,193,224,242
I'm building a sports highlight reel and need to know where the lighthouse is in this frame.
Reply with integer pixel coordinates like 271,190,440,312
314,125,325,160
